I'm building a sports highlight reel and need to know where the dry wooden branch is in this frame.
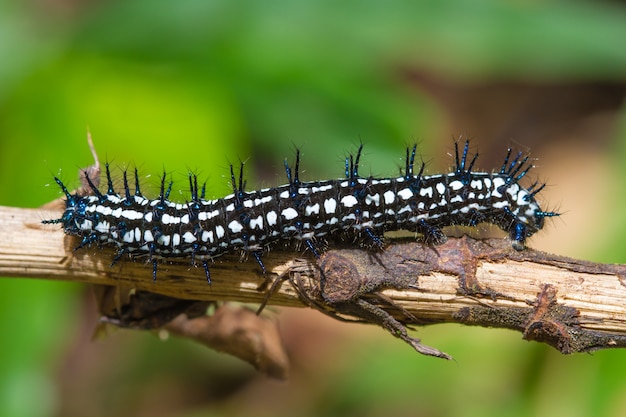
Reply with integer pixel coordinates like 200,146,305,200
3,204,626,372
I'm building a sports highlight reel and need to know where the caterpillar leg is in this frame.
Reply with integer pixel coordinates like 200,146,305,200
416,220,447,245
202,260,211,284
252,251,266,274
510,223,527,251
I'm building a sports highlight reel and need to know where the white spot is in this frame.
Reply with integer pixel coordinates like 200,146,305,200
134,227,141,242
341,195,358,208
383,190,395,204
229,220,243,233
419,187,433,198
250,215,264,229
243,199,254,208
159,235,171,246
398,205,412,215
144,230,154,242
491,177,506,197
255,196,272,205
450,195,464,203
201,209,219,220
449,180,464,191
180,214,190,224
183,231,196,243
471,179,483,190
298,188,309,195
460,202,476,214
144,212,153,222
280,190,290,199
123,231,134,243
202,230,214,243
282,207,298,220
107,196,121,205
266,211,278,226
162,214,178,225
507,184,521,198
324,199,337,214
80,220,93,231
95,221,110,234
96,206,112,216
517,190,530,206
215,225,225,239
312,184,333,193
172,233,181,247
111,208,122,218
366,194,380,206
397,188,413,200
226,203,235,212
493,200,509,209
305,203,320,216
436,182,446,195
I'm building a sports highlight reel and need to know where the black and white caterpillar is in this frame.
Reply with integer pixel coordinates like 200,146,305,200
44,140,557,282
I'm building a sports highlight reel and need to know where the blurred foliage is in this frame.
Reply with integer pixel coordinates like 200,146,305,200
0,0,626,416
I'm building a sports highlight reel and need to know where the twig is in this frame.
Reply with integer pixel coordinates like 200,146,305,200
3,204,626,360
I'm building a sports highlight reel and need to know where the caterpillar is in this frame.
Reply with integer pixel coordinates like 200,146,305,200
43,140,558,282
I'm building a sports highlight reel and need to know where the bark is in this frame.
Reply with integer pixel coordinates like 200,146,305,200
3,204,626,376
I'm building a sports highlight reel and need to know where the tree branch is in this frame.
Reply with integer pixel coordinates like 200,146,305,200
4,204,626,368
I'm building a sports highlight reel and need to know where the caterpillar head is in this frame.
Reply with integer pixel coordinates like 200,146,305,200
507,186,558,250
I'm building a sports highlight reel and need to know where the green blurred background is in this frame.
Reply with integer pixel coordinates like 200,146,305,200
1,0,626,416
